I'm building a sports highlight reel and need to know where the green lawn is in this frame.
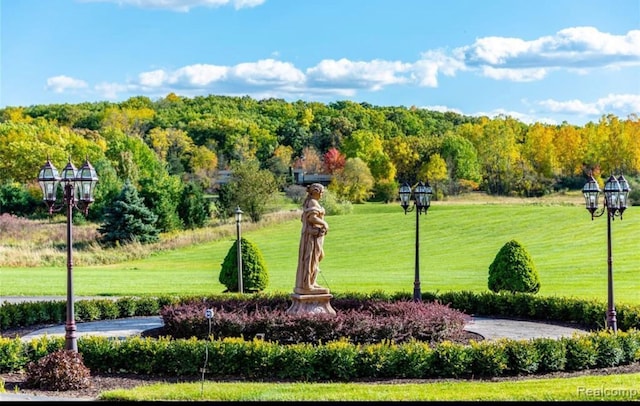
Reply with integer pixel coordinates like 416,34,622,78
2,197,638,305
99,373,640,401
3,195,640,402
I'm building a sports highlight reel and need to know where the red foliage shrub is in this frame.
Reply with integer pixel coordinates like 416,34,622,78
160,299,470,345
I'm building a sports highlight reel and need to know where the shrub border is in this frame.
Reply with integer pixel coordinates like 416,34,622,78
2,290,640,380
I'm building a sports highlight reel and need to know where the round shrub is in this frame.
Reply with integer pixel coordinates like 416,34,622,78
219,237,269,293
488,239,540,294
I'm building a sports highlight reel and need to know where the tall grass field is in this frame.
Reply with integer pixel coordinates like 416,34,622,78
1,193,638,306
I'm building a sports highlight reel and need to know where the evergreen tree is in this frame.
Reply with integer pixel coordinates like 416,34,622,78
177,181,211,229
219,237,269,293
98,180,160,246
488,239,540,294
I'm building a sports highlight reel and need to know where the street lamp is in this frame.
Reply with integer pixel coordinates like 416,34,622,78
582,173,630,332
235,206,243,294
37,157,98,352
399,181,433,302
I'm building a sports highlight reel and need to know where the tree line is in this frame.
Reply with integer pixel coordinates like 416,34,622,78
1,94,638,237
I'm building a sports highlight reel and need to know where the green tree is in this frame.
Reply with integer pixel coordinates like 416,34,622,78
440,133,481,183
217,160,279,222
0,181,37,216
98,181,159,246
219,237,269,293
177,181,211,229
138,174,183,232
488,239,540,294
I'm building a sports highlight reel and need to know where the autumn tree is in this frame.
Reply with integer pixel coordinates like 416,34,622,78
265,144,294,183
420,153,448,200
329,157,374,203
384,136,421,183
299,146,324,173
323,147,346,174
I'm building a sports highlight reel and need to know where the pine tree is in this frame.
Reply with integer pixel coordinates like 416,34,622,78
98,180,160,246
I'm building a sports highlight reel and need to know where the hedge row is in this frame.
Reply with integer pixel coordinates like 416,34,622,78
1,329,639,380
3,290,640,332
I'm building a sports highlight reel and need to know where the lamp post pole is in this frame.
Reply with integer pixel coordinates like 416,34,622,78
606,209,615,330
399,181,433,302
38,158,98,351
582,173,630,333
64,181,76,351
235,206,243,294
414,200,420,301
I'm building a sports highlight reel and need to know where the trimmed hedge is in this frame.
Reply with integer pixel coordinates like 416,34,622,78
3,290,638,332
2,291,640,380
1,329,639,380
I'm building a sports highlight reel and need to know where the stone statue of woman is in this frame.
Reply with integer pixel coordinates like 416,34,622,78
294,183,330,295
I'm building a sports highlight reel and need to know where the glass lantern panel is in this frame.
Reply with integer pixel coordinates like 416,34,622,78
399,183,412,206
61,162,77,182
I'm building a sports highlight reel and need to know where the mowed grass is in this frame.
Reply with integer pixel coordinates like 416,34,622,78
100,373,640,401
1,195,639,305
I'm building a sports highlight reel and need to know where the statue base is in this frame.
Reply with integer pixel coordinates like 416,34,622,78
286,293,336,316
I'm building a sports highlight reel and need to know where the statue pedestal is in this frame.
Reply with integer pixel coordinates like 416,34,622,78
286,293,336,316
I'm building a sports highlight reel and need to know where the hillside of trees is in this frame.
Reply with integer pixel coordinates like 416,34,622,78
1,93,639,234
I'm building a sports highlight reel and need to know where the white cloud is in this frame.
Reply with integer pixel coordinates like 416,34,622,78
173,64,228,86
538,98,600,115
138,69,169,87
411,50,466,87
536,94,640,119
595,94,640,115
45,76,88,93
458,27,640,80
79,0,265,12
307,58,410,90
94,82,132,99
43,24,638,126
481,66,548,82
230,59,305,86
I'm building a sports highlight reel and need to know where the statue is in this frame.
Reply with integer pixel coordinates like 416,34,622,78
294,183,330,295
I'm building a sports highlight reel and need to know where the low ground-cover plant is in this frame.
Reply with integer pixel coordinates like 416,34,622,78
160,299,470,345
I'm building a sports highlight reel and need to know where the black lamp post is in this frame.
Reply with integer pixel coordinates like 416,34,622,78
582,173,630,333
399,181,433,302
37,157,98,351
235,206,243,294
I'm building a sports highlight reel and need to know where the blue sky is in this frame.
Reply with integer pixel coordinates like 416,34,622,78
1,0,639,125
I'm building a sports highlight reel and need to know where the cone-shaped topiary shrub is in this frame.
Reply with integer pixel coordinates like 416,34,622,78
488,239,540,294
219,237,269,293
25,350,91,391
